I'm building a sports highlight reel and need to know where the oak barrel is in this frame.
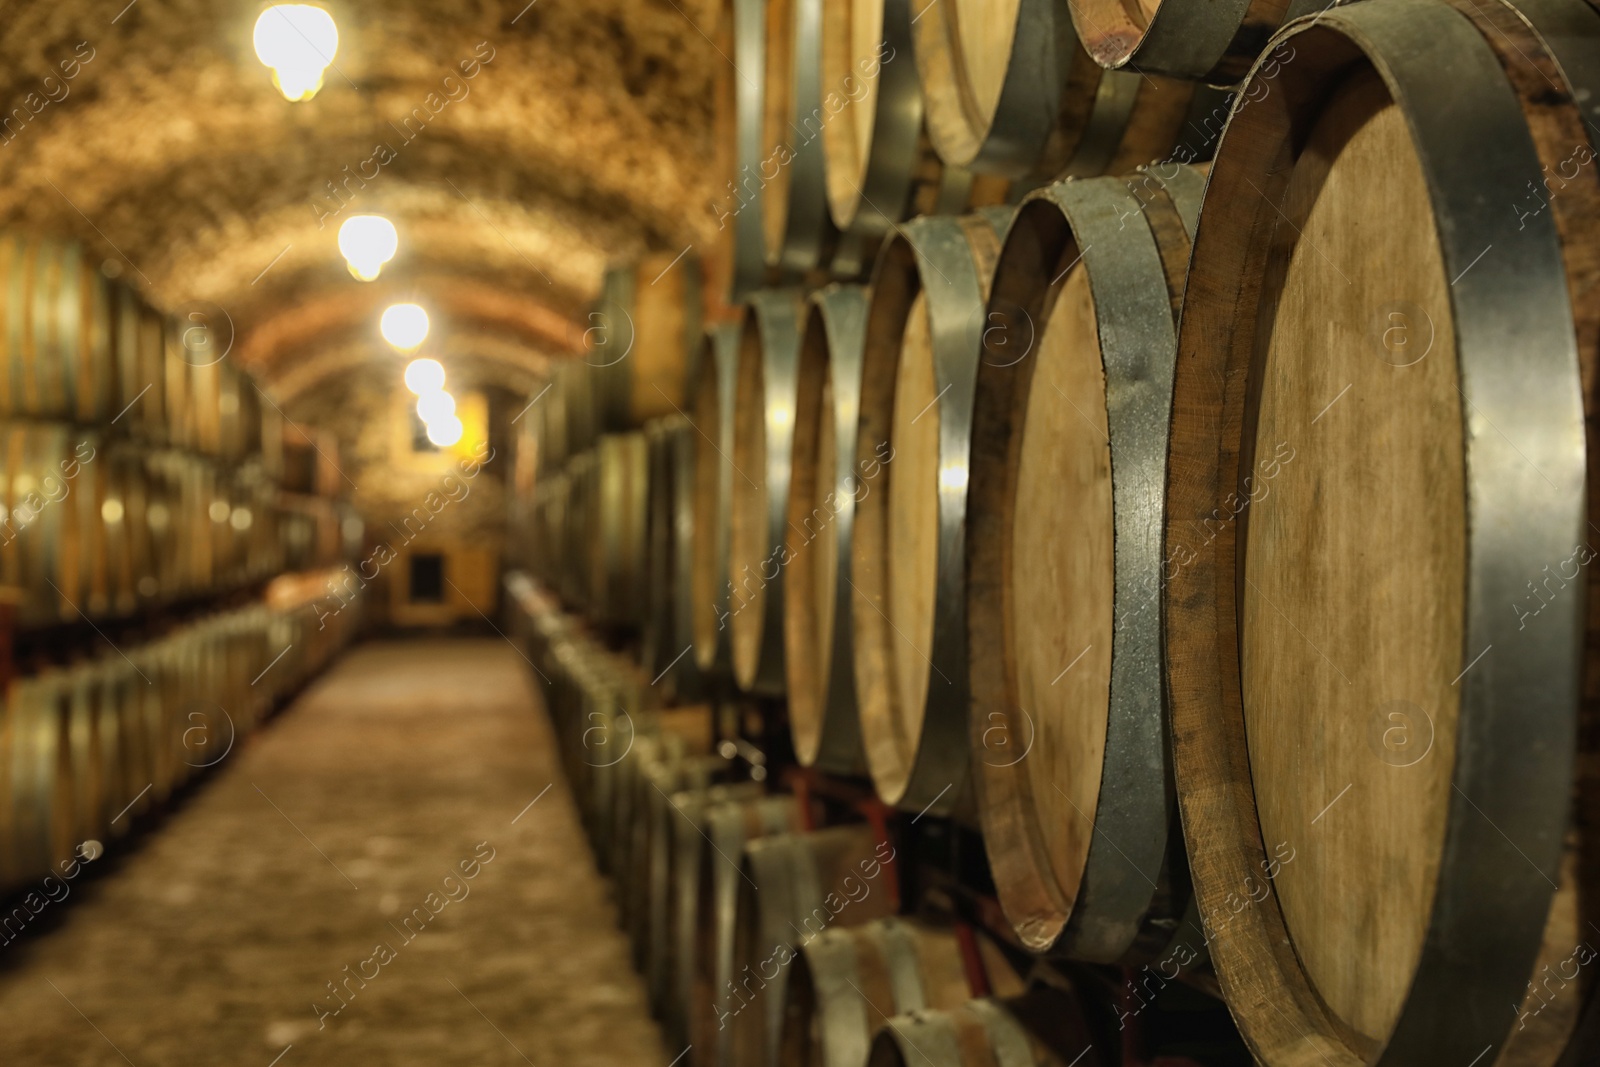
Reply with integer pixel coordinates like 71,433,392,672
851,209,1010,813
762,0,837,274
1067,0,1320,82
1162,2,1597,1064
644,416,706,699
690,323,742,677
779,916,1024,1067
0,234,115,423
907,0,1200,178
592,432,649,627
593,253,705,429
865,987,1104,1067
0,423,105,625
1,671,78,891
712,0,775,303
965,166,1204,959
783,284,870,774
729,290,807,695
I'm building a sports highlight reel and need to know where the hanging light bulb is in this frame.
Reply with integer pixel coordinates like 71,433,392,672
426,415,464,448
380,303,429,350
404,358,445,395
416,390,456,424
338,216,398,281
253,5,339,102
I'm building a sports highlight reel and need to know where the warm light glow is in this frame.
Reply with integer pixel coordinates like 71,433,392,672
416,390,456,424
338,216,398,281
426,415,464,447
404,358,445,394
253,5,339,102
381,303,429,350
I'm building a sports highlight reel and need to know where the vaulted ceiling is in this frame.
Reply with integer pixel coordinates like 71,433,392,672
0,0,722,414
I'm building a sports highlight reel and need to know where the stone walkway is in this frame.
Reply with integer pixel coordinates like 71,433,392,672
0,638,666,1067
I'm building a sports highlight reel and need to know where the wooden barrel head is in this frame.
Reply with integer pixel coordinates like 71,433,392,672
819,0,885,228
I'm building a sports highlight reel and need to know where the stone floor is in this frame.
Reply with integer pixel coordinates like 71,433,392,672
0,638,667,1067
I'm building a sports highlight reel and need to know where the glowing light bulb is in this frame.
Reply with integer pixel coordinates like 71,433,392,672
338,216,398,281
253,5,339,102
417,390,456,424
380,303,429,350
426,415,463,447
404,358,445,395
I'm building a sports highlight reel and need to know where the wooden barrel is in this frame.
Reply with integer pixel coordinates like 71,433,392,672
591,432,649,627
850,210,1010,813
730,824,901,1067
1,670,78,891
691,794,805,1067
779,916,1024,1067
593,254,705,429
729,289,807,695
664,780,768,1046
634,752,733,972
1067,0,1319,82
783,285,870,774
712,0,775,304
1162,2,1597,1065
645,416,707,699
562,451,597,611
907,0,1204,178
866,987,1104,1067
0,234,115,423
112,286,167,442
643,419,675,673
762,0,837,274
690,323,743,677
964,166,1202,960
0,423,106,625
559,360,601,460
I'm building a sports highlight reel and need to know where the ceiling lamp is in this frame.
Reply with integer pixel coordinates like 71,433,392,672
426,415,464,448
338,215,398,281
416,390,456,424
380,303,429,350
404,358,445,395
253,5,339,102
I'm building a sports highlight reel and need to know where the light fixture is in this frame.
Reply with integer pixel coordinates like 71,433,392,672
338,216,398,281
381,303,429,350
252,5,339,102
426,415,464,448
416,390,456,424
404,358,445,395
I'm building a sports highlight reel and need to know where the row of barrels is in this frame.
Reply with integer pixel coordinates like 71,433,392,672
507,576,1113,1067
1,233,280,466
0,423,361,627
0,567,362,894
519,0,1600,1062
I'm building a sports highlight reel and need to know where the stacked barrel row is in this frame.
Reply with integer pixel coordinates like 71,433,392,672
0,233,359,626
0,564,362,894
505,574,1113,1067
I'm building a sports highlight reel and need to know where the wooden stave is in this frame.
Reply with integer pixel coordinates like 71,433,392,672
730,289,808,695
783,284,871,774
965,169,1204,961
691,794,804,1067
690,323,743,677
594,254,706,429
1160,4,1590,1065
851,210,1012,814
730,824,900,1067
779,916,1024,1067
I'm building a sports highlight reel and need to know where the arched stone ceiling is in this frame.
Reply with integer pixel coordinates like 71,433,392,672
0,0,723,392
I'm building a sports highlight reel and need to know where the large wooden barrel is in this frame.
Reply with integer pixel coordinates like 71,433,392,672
590,432,649,627
691,794,805,1067
866,987,1104,1067
111,287,167,442
0,423,106,625
690,323,743,677
850,210,1010,813
964,167,1202,960
730,824,901,1067
779,916,1024,1067
643,419,675,672
761,0,837,274
559,359,601,461
1067,0,1317,82
712,0,775,304
1162,3,1598,1065
644,416,707,699
783,285,869,774
593,254,705,429
907,0,1208,178
0,234,115,423
1,670,78,891
661,781,769,1044
633,751,732,975
729,290,807,695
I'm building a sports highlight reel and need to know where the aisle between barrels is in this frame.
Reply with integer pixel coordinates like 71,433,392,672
0,638,667,1067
